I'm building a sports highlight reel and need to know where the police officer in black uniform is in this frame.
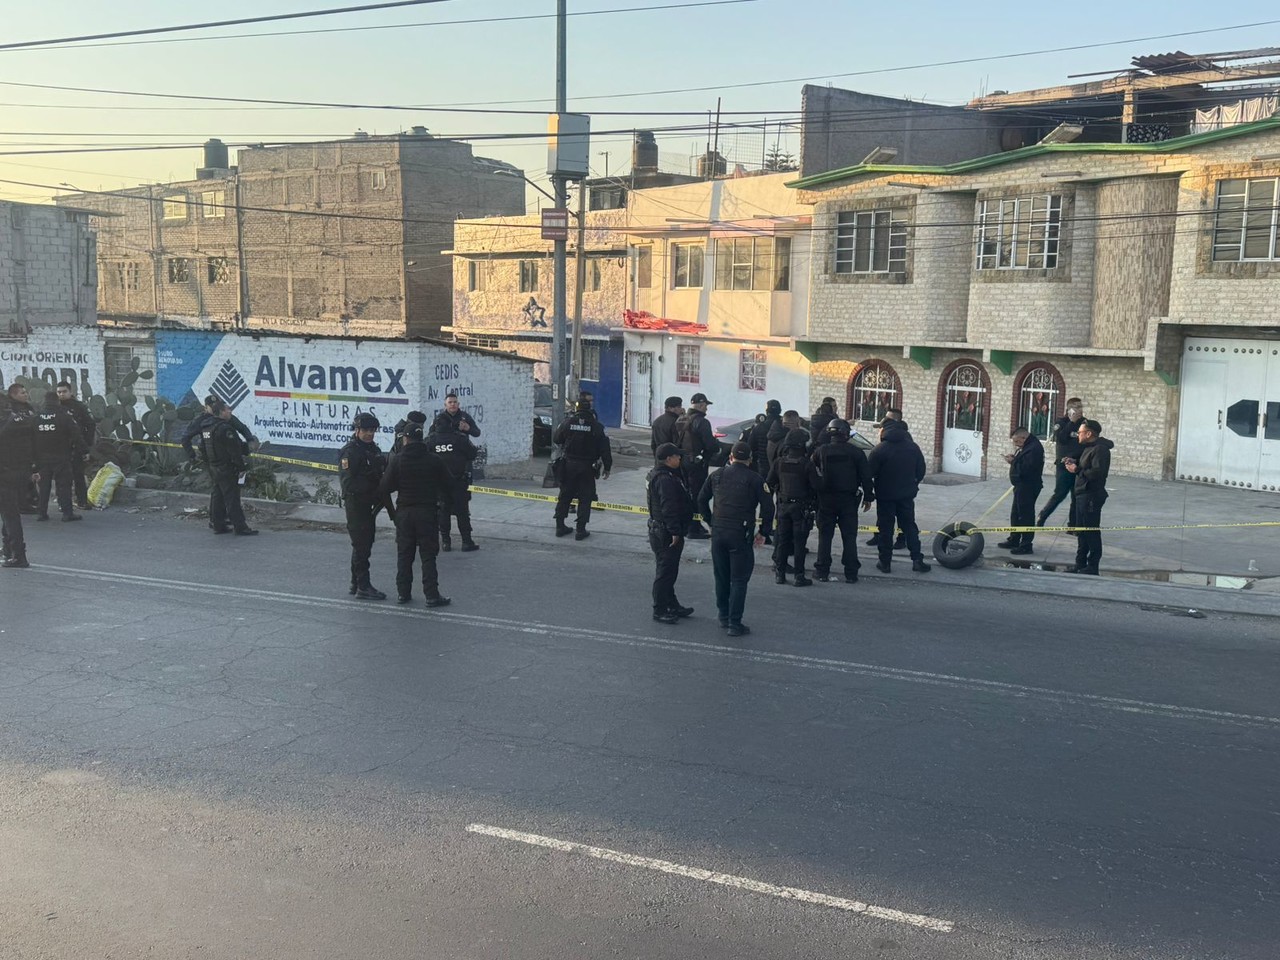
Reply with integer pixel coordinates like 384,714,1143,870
201,399,257,536
33,393,86,522
766,428,821,586
377,421,453,607
647,442,694,625
697,441,773,637
52,381,96,510
339,413,390,600
650,396,683,453
677,393,716,539
811,418,873,583
0,384,39,569
431,413,479,552
553,399,612,541
392,410,428,453
433,392,481,438
182,394,257,461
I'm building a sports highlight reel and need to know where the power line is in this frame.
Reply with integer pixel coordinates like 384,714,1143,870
0,0,459,53
16,0,758,53
412,16,1280,107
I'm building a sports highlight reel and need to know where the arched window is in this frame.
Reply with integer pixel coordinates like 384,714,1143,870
847,359,902,424
1012,361,1065,440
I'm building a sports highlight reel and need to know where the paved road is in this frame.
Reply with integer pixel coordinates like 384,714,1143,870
1,508,1278,959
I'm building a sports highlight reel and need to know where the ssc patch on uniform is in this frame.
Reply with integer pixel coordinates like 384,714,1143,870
340,458,350,469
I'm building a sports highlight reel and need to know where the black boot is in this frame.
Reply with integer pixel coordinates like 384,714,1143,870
555,520,572,537
912,559,931,573
440,534,452,552
2,550,29,569
461,538,480,552
355,583,387,600
775,569,787,584
424,592,452,608
574,527,590,541
793,574,813,587
348,579,358,596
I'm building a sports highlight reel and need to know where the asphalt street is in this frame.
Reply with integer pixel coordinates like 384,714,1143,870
1,506,1278,959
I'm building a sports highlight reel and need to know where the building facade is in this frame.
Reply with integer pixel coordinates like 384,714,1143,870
791,115,1280,486
449,173,814,429
0,200,97,334
61,134,524,338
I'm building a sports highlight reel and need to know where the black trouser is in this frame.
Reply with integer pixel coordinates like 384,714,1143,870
439,477,473,539
1039,463,1076,527
209,465,248,532
395,504,441,598
648,526,685,614
345,498,378,587
773,500,812,575
36,459,73,518
1074,490,1106,571
1010,483,1042,546
0,484,25,560
711,518,756,626
684,461,709,533
72,455,89,506
555,459,596,528
816,492,861,578
876,498,922,563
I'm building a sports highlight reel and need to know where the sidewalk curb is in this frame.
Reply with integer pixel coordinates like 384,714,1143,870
115,486,1280,620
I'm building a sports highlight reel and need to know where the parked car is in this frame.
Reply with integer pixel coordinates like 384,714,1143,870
533,382,554,452
707,417,873,466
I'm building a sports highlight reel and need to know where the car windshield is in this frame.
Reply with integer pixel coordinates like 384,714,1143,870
533,383,553,407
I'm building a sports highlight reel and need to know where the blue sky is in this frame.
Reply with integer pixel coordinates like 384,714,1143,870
2,0,1279,202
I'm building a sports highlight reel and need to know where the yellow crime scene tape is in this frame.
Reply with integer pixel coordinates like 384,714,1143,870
113,439,1280,535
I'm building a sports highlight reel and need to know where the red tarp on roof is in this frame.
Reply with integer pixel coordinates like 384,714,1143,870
622,310,708,335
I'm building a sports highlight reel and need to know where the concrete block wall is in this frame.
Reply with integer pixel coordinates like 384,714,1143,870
153,328,535,464
806,190,972,344
810,345,1171,479
451,210,630,337
0,202,97,332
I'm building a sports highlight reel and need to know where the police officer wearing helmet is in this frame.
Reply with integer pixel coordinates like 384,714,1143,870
766,428,821,586
377,420,453,607
339,413,391,600
201,399,257,536
430,413,479,552
811,418,873,583
697,441,773,637
647,442,694,624
392,410,428,453
552,398,611,541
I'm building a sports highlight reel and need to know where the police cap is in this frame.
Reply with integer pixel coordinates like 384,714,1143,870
407,410,427,424
655,442,682,460
404,422,424,441
730,441,752,461
354,413,380,431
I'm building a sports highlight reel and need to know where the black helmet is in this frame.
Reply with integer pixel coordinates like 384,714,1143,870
783,428,809,450
826,418,851,438
354,413,380,431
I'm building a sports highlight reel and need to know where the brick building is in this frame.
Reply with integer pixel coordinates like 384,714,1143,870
790,115,1280,486
0,200,97,333
61,133,524,337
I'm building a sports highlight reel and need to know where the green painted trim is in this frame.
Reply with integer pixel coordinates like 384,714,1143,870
989,350,1014,376
908,345,932,370
793,341,819,363
1156,369,1178,387
785,116,1280,190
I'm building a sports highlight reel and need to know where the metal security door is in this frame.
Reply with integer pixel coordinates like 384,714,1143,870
625,350,653,426
1219,345,1268,489
941,363,986,477
1260,344,1280,491
1176,346,1228,484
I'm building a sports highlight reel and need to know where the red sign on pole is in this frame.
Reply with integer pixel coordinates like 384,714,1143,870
541,208,570,241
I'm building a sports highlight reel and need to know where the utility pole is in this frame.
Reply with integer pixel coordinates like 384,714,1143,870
569,178,587,403
550,0,569,428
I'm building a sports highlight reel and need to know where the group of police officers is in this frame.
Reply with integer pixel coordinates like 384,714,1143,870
0,381,98,569
335,392,480,608
647,394,931,636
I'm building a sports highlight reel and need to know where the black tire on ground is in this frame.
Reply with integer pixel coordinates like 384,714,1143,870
932,521,984,569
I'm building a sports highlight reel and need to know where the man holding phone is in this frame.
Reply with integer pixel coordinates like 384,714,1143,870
1037,397,1085,532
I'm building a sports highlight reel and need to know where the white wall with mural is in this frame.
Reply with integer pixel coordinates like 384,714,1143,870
0,326,107,399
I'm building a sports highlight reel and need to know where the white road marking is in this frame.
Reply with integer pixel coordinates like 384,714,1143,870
32,564,1280,730
466,822,954,933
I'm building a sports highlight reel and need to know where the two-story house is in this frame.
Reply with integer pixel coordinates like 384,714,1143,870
622,174,812,427
790,115,1280,486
